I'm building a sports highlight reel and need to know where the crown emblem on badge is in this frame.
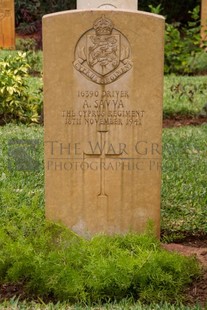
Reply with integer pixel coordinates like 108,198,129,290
73,16,133,85
93,15,114,36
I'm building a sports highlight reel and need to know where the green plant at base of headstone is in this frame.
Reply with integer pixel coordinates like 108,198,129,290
0,203,201,304
0,52,42,124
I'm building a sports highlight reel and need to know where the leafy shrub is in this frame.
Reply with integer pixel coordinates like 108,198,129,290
0,204,201,304
14,40,43,75
187,50,207,75
16,38,37,51
165,6,207,74
25,51,43,75
0,52,42,124
15,0,41,34
139,0,200,25
147,4,207,75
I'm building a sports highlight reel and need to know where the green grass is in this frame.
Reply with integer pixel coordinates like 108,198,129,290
1,123,206,237
0,124,205,307
162,124,207,238
0,124,44,211
0,299,204,310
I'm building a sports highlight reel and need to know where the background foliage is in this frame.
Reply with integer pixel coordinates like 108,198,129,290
15,0,76,34
15,0,201,33
14,1,207,75
139,0,201,24
0,52,42,124
164,6,207,75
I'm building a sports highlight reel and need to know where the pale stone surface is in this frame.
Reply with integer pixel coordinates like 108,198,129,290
201,0,207,41
43,10,164,237
77,0,137,10
0,0,15,48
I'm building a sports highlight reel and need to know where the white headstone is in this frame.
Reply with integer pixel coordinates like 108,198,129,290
77,0,137,10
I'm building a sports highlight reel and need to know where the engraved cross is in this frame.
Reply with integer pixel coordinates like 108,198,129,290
83,129,123,205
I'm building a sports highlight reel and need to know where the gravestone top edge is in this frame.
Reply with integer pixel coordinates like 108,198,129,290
42,10,165,21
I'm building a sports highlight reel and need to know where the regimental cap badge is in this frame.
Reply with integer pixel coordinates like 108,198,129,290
73,16,133,85
93,15,114,36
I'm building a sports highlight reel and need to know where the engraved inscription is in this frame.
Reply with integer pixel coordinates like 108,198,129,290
0,9,10,21
62,88,145,126
0,9,4,20
73,15,132,85
62,109,145,126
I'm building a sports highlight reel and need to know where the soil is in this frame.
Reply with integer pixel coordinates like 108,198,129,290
163,240,207,308
163,115,207,128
